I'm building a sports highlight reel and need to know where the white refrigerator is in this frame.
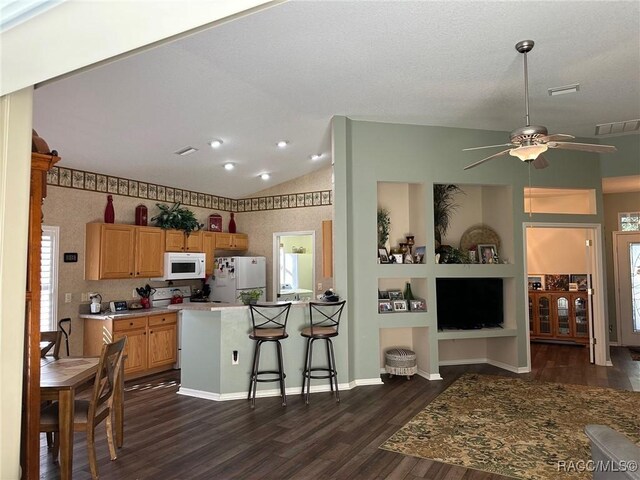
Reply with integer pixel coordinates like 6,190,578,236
208,256,266,303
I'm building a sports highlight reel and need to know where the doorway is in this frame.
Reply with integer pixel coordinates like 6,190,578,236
272,231,315,302
613,232,640,347
524,223,607,366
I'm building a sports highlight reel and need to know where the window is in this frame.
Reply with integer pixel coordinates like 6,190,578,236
619,212,640,232
40,226,59,331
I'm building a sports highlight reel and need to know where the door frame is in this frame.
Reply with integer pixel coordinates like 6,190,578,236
523,222,609,367
612,231,640,346
272,230,316,302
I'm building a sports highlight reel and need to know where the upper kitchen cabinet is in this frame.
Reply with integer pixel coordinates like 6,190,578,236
85,223,165,279
165,230,203,252
202,232,216,275
215,233,248,251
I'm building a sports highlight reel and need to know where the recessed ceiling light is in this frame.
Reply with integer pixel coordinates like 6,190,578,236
209,139,223,148
310,153,322,161
548,84,580,96
260,173,270,180
175,146,198,156
224,162,234,170
277,140,288,148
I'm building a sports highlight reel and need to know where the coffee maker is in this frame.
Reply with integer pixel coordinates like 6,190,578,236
89,293,102,314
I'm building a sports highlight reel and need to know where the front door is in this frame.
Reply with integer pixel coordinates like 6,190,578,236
614,232,640,347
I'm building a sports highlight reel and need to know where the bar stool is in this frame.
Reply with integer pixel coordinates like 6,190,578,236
247,303,292,408
301,300,346,405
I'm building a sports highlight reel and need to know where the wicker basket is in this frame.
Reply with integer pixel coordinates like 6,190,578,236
385,348,417,379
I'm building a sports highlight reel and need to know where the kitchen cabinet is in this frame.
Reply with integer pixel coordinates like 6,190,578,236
85,224,165,279
322,220,333,277
165,230,203,252
215,232,248,250
83,311,177,379
529,291,589,344
202,232,216,275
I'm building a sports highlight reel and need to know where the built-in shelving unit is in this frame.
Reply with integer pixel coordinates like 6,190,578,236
437,328,518,340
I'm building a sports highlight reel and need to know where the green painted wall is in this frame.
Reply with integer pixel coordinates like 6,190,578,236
333,117,609,380
600,135,640,178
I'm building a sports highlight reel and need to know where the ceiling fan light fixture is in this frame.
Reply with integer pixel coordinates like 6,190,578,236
224,162,234,170
209,139,223,148
260,173,270,180
509,144,548,162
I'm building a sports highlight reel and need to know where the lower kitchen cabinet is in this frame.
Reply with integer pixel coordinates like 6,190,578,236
83,312,177,379
529,291,589,344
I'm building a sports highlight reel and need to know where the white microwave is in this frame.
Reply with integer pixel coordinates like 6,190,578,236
154,252,206,281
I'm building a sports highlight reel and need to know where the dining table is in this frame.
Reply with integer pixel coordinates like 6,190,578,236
40,356,124,480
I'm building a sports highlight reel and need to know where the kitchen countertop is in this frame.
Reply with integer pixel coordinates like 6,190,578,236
79,307,175,320
168,301,308,312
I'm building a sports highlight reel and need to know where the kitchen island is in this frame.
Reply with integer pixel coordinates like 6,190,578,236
168,302,354,401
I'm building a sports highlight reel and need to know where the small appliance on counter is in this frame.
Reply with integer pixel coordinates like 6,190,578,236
109,300,128,313
190,281,211,302
89,293,102,314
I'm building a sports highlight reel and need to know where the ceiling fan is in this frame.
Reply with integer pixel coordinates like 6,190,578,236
463,40,617,170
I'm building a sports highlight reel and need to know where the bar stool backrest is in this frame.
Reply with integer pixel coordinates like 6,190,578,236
309,300,346,335
249,303,292,335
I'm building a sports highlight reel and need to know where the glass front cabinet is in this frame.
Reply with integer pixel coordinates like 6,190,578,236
529,291,589,344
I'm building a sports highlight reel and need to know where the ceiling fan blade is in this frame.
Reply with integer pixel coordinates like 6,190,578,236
463,149,511,170
532,155,549,169
537,133,575,143
547,142,617,153
463,143,515,152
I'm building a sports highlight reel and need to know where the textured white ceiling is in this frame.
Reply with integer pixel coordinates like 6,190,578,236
33,1,640,197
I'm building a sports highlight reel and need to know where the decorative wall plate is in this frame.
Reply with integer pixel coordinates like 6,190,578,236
459,224,501,253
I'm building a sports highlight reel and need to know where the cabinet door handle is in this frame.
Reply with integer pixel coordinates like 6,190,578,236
149,330,153,334
129,322,134,326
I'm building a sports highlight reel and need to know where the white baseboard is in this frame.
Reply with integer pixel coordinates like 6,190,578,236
486,358,530,374
439,358,529,374
350,377,384,387
417,368,442,381
439,357,487,366
609,341,619,346
605,360,613,367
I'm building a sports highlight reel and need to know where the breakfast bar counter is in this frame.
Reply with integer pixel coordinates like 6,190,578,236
167,302,349,401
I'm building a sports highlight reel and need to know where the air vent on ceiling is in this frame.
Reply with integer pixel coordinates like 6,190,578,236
595,119,640,136
174,146,198,156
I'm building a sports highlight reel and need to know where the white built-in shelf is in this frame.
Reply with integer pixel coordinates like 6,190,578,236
437,327,518,340
434,263,515,278
376,263,427,278
378,312,432,328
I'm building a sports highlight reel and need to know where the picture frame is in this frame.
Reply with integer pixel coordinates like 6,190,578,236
378,299,393,313
528,275,545,290
569,282,579,292
477,244,498,264
570,274,588,291
392,299,408,312
414,246,426,264
391,253,404,264
378,290,389,299
545,274,570,291
388,290,404,301
410,299,427,311
378,247,389,263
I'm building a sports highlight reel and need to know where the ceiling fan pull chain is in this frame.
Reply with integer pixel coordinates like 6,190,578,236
523,49,530,127
528,161,533,218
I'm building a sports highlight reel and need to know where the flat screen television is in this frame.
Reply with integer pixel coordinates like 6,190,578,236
436,278,503,330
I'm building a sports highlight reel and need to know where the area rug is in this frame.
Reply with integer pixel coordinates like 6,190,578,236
629,347,640,361
380,374,640,479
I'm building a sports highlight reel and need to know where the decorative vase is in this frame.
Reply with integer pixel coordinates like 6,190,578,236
141,297,150,309
404,282,415,301
228,212,236,233
104,195,115,223
135,204,147,226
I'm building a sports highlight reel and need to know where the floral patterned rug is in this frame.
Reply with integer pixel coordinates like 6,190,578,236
380,374,640,479
630,347,640,361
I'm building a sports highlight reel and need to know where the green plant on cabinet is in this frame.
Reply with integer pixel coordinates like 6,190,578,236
151,202,204,234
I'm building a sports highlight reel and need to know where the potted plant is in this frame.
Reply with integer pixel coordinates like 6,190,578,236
433,184,462,247
377,208,391,248
151,202,204,235
237,289,262,305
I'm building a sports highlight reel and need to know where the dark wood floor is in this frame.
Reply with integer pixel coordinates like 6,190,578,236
40,344,640,479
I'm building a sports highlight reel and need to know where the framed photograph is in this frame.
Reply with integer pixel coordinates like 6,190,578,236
391,253,404,264
378,247,389,263
388,290,404,301
528,275,545,290
545,274,570,291
392,299,408,312
569,282,579,292
410,299,427,311
477,244,498,264
414,246,426,264
570,274,588,291
378,290,389,299
378,299,393,313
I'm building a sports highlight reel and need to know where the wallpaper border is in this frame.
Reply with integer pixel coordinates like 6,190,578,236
46,166,332,212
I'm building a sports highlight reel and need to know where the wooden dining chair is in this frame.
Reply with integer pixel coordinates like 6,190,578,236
40,330,63,358
40,337,127,479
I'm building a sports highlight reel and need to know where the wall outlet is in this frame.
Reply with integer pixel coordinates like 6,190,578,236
132,289,139,299
81,292,88,302
64,293,72,303
232,350,239,365
317,282,323,291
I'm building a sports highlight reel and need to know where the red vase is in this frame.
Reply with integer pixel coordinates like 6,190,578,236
104,195,115,223
141,297,150,309
228,212,236,233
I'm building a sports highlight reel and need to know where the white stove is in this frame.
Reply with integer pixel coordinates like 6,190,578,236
151,286,191,368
